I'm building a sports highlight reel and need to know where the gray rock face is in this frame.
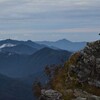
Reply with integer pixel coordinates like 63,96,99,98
73,96,100,100
87,95,100,100
39,89,62,100
73,97,86,100
70,40,100,87
72,89,100,100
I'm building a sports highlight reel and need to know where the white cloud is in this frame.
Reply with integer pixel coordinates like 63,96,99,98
0,0,100,41
0,28,99,42
0,0,99,19
0,27,100,35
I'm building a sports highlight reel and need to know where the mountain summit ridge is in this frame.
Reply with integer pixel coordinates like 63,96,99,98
37,39,86,51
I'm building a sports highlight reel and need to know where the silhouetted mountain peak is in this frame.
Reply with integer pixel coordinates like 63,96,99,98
37,39,86,51
32,47,68,56
27,40,33,43
5,39,13,41
56,39,71,43
31,47,57,57
4,39,18,43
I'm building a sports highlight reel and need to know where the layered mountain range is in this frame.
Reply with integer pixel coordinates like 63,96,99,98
37,39,86,51
0,39,86,100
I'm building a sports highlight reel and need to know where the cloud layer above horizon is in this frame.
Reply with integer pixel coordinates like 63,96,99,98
0,0,100,41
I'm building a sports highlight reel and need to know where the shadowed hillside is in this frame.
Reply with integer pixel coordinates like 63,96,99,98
0,74,34,100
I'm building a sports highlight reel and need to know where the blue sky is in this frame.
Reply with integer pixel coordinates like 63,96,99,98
0,0,100,42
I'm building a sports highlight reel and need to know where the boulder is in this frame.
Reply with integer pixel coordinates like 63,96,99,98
39,89,62,100
87,95,100,100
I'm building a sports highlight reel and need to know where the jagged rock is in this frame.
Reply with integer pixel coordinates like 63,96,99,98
73,96,100,100
73,97,86,100
39,89,62,100
73,89,100,100
88,80,100,88
73,89,89,98
40,40,100,100
70,40,100,87
87,95,100,100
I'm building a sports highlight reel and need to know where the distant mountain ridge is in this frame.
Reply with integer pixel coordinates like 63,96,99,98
37,39,86,51
1,44,37,55
0,39,87,78
0,45,72,99
0,46,71,78
0,39,45,49
0,39,86,54
0,39,46,55
0,39,85,100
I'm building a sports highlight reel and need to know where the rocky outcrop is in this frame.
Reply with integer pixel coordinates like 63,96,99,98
70,40,100,87
73,95,100,100
39,89,62,100
40,89,100,100
39,40,100,100
73,89,100,100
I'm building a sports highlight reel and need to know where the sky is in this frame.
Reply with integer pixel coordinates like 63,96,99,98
0,0,100,42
